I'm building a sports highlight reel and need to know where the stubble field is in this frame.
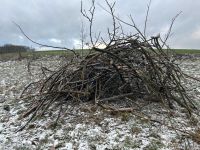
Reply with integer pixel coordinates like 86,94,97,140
0,55,200,150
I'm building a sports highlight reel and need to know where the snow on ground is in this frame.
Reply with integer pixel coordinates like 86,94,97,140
0,56,200,150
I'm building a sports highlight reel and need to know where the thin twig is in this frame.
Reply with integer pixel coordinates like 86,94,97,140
144,0,152,37
12,21,77,56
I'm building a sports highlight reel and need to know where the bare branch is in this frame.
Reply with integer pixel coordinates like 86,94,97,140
98,2,148,42
144,0,152,37
162,11,182,47
12,21,77,55
104,0,117,48
94,31,101,46
81,0,96,47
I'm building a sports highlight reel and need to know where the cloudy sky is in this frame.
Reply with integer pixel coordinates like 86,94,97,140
0,0,200,50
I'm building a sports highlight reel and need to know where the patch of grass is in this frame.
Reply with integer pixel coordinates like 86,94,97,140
148,132,161,139
46,122,58,129
0,52,22,60
124,136,141,149
1,49,199,61
33,49,91,57
0,49,92,61
27,124,36,130
40,135,49,144
143,139,164,150
24,50,71,59
13,145,32,150
131,126,142,135
189,116,199,126
121,112,131,122
173,49,200,54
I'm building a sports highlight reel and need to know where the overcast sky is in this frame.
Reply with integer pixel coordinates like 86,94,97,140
0,0,200,50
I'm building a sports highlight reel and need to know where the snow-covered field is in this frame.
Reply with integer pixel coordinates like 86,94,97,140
0,56,200,150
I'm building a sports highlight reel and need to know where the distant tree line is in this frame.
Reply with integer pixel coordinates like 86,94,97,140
0,44,35,54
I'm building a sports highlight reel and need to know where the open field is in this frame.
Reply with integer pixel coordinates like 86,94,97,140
22,49,200,55
1,49,200,61
0,56,200,149
173,49,200,54
0,49,90,61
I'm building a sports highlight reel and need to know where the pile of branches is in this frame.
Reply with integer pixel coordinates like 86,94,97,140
18,0,197,131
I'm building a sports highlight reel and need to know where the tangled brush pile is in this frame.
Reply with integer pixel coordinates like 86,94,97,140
18,0,197,131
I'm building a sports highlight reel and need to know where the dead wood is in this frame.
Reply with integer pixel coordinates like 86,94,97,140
17,0,199,132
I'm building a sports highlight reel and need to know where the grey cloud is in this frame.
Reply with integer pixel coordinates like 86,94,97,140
0,0,200,49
